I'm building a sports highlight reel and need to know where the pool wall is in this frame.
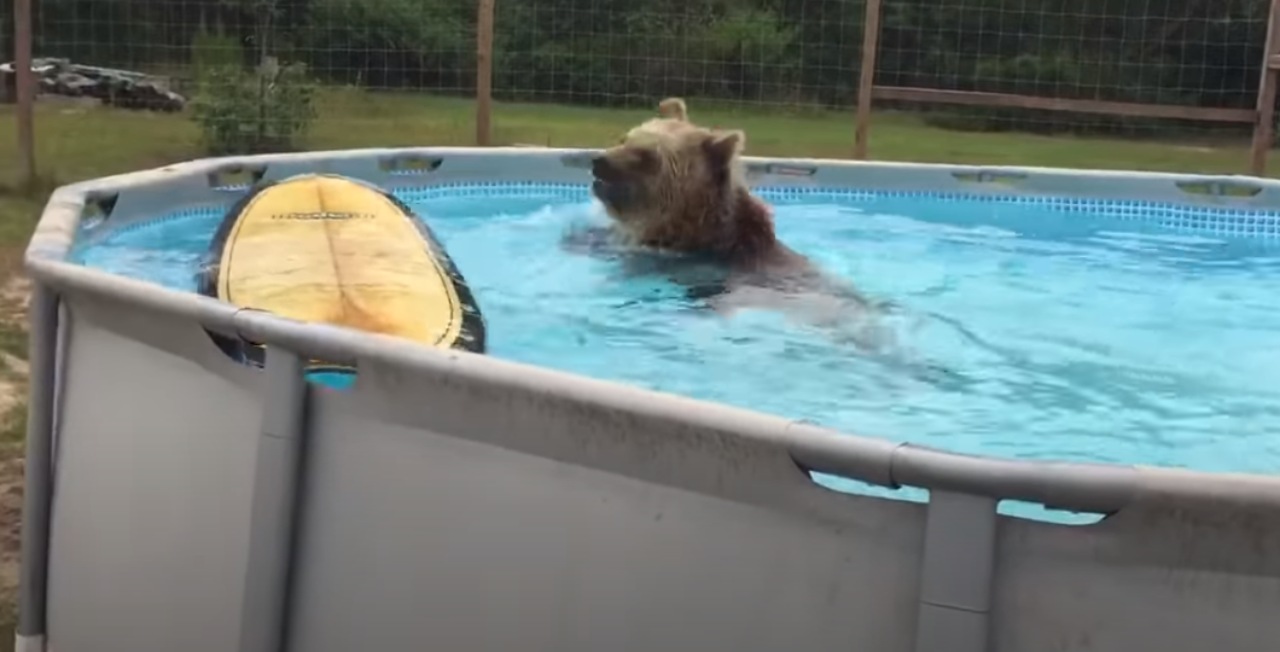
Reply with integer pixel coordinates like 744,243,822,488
19,147,1280,652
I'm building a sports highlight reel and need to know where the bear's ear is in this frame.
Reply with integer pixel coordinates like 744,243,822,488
703,129,745,169
658,97,689,121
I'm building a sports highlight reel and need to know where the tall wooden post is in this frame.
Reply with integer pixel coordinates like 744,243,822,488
15,0,36,187
475,0,495,146
853,0,883,160
1249,0,1280,176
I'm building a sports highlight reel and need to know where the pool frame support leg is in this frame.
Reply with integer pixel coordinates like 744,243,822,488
912,491,999,652
16,286,58,652
238,348,310,652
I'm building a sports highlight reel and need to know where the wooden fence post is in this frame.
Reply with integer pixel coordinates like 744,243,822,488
853,0,883,160
15,0,36,187
475,0,496,147
1250,0,1280,176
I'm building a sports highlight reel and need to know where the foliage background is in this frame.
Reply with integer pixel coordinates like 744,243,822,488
27,0,1272,137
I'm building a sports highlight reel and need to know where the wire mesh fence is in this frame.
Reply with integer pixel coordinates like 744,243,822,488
874,0,1270,138
7,0,1280,179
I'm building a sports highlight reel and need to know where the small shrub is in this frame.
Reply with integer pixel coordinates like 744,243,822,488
190,57,317,156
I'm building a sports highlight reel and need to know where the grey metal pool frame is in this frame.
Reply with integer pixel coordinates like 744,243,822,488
17,147,1280,652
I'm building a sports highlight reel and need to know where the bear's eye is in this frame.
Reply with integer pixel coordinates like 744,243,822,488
631,148,661,175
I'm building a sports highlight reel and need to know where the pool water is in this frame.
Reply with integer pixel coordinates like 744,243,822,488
72,185,1280,518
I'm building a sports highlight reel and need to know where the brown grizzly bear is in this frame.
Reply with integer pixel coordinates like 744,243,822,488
568,97,883,342
588,97,786,270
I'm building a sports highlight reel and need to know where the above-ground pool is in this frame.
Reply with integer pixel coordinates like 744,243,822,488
19,148,1280,652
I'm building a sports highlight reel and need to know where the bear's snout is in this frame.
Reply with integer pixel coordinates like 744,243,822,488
590,155,617,181
591,177,626,209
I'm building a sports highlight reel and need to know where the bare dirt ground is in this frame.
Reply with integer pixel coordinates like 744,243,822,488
0,454,21,622
0,263,32,628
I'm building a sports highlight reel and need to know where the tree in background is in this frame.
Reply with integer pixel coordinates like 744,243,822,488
188,1,318,154
27,0,1275,139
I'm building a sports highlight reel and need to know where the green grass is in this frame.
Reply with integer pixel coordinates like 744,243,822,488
4,90,1279,186
0,88,1278,648
2,88,1276,247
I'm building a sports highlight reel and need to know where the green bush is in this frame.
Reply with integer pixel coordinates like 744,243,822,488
191,58,318,155
187,11,317,156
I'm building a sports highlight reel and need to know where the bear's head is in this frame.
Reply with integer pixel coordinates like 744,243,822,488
590,98,775,260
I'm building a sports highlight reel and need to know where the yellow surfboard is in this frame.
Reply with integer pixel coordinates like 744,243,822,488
198,173,486,371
